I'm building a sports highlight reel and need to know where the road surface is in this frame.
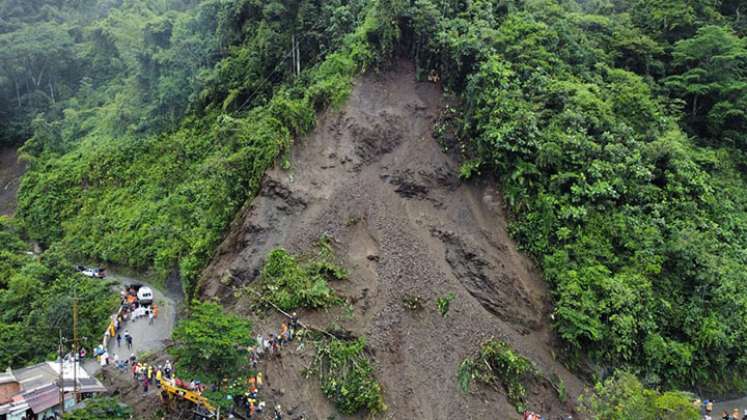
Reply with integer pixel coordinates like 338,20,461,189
84,273,177,373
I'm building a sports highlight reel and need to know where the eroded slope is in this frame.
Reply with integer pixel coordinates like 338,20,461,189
200,61,584,419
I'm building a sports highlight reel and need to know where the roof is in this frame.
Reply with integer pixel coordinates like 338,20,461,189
23,383,60,414
14,362,58,391
12,361,106,394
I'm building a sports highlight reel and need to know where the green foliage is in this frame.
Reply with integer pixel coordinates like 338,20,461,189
665,25,747,148
258,247,345,311
436,292,455,317
64,397,132,420
15,0,397,297
310,337,385,415
458,339,538,413
395,0,747,392
170,300,253,384
0,219,118,368
579,371,698,420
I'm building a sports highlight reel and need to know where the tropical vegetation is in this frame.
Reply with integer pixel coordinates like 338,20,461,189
2,0,747,413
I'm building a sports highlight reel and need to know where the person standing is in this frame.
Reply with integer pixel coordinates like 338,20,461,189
274,405,282,420
289,312,299,340
279,322,289,345
125,332,133,350
132,362,139,381
116,333,122,347
143,376,149,394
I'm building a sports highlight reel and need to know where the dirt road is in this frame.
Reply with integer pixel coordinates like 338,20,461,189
0,147,24,215
199,61,584,419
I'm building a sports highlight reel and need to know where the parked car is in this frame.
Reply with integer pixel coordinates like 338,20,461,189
77,266,106,278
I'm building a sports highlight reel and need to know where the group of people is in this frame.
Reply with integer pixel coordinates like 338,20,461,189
250,312,301,365
233,313,302,419
120,287,158,323
699,399,747,420
118,356,173,393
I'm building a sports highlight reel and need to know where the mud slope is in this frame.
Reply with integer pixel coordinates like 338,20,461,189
200,61,585,419
0,147,24,216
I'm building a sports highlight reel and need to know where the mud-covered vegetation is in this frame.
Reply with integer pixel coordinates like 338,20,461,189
309,337,385,415
256,241,346,311
458,339,540,413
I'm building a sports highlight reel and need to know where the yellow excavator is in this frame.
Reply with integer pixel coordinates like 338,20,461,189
159,377,217,419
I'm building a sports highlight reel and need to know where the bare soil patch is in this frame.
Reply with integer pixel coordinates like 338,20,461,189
199,60,585,419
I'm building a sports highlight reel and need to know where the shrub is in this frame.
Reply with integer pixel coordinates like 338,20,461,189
309,337,385,415
579,371,698,420
436,292,455,317
257,247,345,311
170,301,253,384
64,397,132,419
458,339,538,413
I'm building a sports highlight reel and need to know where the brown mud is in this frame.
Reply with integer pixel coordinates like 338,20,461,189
199,60,585,419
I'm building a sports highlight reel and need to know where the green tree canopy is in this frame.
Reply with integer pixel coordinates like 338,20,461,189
170,301,253,383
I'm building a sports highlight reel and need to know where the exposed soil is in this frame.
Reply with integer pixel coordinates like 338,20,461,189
0,146,24,216
199,60,586,419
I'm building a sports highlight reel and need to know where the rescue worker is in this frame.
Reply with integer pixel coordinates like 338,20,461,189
289,313,299,340
156,366,162,387
279,322,289,344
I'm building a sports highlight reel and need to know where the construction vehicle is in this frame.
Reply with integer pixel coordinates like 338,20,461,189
159,377,217,419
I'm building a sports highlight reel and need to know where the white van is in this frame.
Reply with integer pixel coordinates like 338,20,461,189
137,286,154,305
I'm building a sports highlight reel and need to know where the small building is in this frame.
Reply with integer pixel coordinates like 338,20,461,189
0,361,106,420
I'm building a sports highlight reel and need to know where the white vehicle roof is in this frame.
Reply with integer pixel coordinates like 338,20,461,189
137,287,154,300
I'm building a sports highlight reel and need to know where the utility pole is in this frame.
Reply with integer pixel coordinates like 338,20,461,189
72,297,80,403
58,329,65,417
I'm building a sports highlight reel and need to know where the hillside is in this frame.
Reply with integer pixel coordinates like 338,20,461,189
2,0,747,418
199,61,584,418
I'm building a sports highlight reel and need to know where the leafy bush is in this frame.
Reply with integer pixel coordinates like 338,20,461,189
436,292,455,317
64,397,132,420
258,247,345,311
171,301,254,384
309,337,385,415
458,339,538,413
579,371,698,420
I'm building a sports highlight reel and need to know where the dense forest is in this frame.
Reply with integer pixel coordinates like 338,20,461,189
2,0,747,416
